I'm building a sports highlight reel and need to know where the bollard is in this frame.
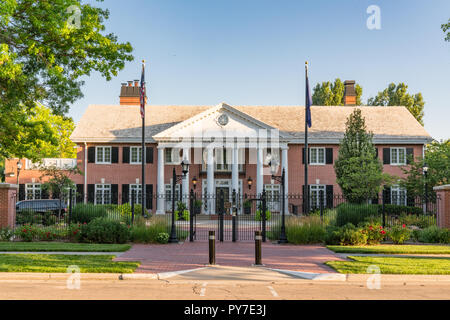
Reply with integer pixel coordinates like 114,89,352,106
254,230,262,265
209,231,215,265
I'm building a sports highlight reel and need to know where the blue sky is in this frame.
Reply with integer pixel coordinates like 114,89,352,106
73,0,450,140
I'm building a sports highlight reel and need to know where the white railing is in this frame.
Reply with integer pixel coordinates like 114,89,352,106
25,158,77,170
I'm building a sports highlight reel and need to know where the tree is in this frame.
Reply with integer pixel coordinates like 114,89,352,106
312,78,363,106
367,83,425,125
0,159,5,182
442,19,450,41
400,139,450,200
0,0,133,159
40,164,82,218
334,109,387,203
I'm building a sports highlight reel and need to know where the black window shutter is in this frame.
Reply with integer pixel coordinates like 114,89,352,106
302,148,305,164
146,147,154,164
145,184,153,209
406,148,414,164
111,184,118,204
302,185,306,213
87,184,95,203
18,184,25,201
122,147,130,164
122,184,129,204
326,185,333,208
326,148,333,164
88,147,96,163
76,184,84,204
383,187,391,205
375,148,378,159
383,148,390,165
111,147,119,163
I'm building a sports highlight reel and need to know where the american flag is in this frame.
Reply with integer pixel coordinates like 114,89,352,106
140,63,146,119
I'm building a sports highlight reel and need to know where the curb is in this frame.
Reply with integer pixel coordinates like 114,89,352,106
270,268,346,281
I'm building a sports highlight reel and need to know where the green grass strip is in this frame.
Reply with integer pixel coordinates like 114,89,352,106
326,256,450,275
0,254,140,273
326,244,450,255
0,242,131,252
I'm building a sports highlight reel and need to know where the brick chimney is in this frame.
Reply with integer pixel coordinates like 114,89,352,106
119,80,146,105
343,80,356,106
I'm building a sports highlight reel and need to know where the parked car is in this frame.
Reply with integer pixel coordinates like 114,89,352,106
16,199,67,215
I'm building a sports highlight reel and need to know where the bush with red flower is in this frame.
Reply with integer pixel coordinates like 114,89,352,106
387,224,411,244
359,222,386,245
14,224,39,242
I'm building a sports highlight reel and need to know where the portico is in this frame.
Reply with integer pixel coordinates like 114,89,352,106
153,103,290,215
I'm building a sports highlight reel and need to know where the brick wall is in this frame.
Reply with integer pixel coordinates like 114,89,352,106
434,185,450,229
0,184,18,228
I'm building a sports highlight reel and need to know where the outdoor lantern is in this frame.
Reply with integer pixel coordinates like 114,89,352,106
247,176,253,189
17,160,22,171
192,176,198,189
181,159,190,176
423,162,429,174
269,160,279,177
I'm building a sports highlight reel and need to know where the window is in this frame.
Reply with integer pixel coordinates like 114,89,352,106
165,148,181,164
130,147,142,164
95,184,111,204
96,147,112,164
26,184,41,200
265,184,280,212
310,185,326,209
165,183,180,211
310,148,325,165
391,147,406,165
391,185,407,205
130,184,142,204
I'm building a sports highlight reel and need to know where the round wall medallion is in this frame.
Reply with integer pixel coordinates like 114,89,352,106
217,113,229,126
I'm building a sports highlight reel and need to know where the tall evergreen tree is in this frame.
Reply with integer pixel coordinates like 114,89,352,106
334,109,384,203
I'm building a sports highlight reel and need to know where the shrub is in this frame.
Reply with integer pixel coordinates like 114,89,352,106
285,217,326,244
336,203,379,227
117,203,145,224
174,209,190,221
129,217,169,243
14,224,39,242
77,218,130,244
71,204,108,224
387,224,411,244
255,210,271,221
16,209,42,225
359,222,386,245
397,213,435,229
325,223,368,246
156,232,169,244
418,226,450,244
67,223,83,241
0,227,14,241
377,204,423,216
36,226,64,241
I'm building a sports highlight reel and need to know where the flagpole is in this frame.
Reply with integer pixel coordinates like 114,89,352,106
304,61,309,214
141,60,146,216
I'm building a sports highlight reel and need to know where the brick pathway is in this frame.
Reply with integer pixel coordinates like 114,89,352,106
113,242,346,274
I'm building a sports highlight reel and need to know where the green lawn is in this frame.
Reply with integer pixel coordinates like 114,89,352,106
326,256,450,275
327,244,450,255
0,254,140,273
0,242,131,252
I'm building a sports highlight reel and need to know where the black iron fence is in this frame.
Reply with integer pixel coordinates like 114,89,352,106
10,188,440,242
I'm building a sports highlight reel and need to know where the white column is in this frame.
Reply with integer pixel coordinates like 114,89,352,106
207,147,215,214
182,147,190,208
156,146,165,214
282,146,289,215
231,146,239,197
256,147,263,196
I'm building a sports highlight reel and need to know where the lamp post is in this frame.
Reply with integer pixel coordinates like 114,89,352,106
192,176,197,190
169,159,190,243
247,176,253,190
269,160,287,244
16,160,22,185
423,162,428,214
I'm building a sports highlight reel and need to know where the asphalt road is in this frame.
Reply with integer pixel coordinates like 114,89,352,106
1,266,449,300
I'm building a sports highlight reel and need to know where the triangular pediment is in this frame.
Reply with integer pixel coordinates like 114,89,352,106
153,103,290,141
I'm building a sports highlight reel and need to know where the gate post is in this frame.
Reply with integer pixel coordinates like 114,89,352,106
219,190,224,242
261,188,267,243
0,184,18,229
232,189,237,242
189,189,194,242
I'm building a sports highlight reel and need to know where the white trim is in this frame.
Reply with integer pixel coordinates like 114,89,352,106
94,184,111,205
309,147,326,165
390,147,407,166
130,146,143,165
